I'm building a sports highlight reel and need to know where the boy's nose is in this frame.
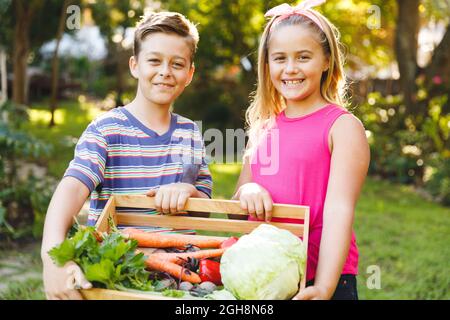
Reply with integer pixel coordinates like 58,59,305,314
158,63,172,77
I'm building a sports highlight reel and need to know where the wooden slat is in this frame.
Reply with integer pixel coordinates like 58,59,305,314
94,197,116,233
113,194,307,219
80,288,202,300
88,195,310,300
116,213,304,236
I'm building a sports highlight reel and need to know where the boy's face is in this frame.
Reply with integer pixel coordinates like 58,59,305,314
130,32,194,108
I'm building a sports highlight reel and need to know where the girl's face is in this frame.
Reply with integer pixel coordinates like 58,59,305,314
130,32,194,108
268,25,329,106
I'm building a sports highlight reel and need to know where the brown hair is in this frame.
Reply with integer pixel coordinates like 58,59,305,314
134,11,199,64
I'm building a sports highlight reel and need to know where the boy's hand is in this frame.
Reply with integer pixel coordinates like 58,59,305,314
146,183,197,214
42,259,92,300
234,182,273,222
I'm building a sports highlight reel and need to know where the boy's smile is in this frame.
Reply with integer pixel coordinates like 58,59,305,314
130,32,194,109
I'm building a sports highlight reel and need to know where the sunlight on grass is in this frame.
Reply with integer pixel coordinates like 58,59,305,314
78,95,105,120
28,109,66,125
28,96,104,127
209,163,241,199
210,163,242,174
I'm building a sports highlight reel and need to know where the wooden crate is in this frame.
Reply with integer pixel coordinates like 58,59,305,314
81,194,309,300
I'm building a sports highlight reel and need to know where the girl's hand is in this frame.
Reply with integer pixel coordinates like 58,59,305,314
292,285,332,300
42,259,92,300
146,183,197,214
234,182,273,222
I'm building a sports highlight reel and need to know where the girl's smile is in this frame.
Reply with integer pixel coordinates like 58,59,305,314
268,25,329,109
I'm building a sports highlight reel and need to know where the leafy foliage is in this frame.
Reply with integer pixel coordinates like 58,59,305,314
354,90,449,204
0,101,54,239
48,225,154,291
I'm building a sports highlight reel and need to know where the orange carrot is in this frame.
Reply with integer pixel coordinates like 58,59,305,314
148,248,226,264
122,228,224,248
145,256,201,283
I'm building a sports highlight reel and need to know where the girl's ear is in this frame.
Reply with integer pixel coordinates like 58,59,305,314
185,64,195,87
129,56,139,79
323,57,330,73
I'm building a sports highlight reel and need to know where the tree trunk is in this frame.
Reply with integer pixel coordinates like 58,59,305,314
49,0,72,127
12,0,42,106
12,1,31,105
114,29,127,108
394,0,420,115
424,25,450,106
0,48,7,105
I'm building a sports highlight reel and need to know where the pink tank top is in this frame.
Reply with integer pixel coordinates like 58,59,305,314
250,104,358,282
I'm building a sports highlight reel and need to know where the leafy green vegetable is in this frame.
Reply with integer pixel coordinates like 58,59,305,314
162,289,185,298
48,225,154,291
220,224,306,300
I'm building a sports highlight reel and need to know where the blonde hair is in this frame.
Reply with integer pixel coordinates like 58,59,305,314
245,10,347,158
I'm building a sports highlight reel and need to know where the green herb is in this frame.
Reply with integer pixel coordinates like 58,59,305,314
48,225,154,291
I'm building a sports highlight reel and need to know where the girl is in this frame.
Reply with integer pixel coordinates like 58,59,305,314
232,1,370,300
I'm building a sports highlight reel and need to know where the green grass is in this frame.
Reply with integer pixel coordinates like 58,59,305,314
0,243,45,300
23,98,104,178
354,178,450,299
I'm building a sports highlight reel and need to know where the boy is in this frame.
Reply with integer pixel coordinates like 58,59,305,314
41,11,212,300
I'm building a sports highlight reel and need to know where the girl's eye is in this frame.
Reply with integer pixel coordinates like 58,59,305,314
274,57,285,62
298,56,310,61
173,62,185,69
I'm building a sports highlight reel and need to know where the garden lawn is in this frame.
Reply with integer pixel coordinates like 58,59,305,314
23,98,104,178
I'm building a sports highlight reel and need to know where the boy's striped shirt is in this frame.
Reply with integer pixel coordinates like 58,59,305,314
64,106,212,232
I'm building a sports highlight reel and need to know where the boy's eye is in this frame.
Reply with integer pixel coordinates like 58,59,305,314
148,59,160,64
173,62,185,68
298,56,310,61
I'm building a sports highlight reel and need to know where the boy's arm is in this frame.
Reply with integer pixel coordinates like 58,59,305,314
41,177,91,258
41,176,92,300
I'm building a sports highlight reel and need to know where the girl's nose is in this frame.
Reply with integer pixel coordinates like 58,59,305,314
285,59,299,74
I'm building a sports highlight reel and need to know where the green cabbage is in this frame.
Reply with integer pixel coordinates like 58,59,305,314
220,224,306,300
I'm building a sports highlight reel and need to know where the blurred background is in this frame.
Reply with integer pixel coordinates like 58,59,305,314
0,0,448,299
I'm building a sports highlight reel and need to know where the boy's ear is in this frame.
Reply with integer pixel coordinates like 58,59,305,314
185,64,195,87
129,56,139,79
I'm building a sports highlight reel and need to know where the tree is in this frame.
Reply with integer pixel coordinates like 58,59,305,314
2,0,78,106
88,0,146,106
394,0,449,116
395,0,420,115
49,0,75,127
11,0,44,105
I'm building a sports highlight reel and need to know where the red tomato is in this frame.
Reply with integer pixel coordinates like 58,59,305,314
198,259,222,285
220,236,239,249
